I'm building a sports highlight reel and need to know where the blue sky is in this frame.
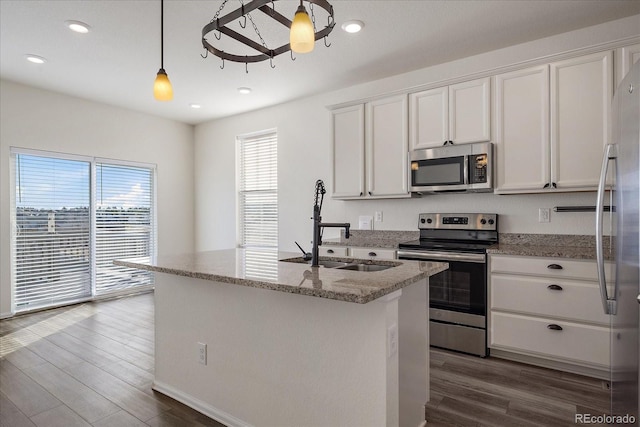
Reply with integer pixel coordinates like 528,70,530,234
16,154,151,210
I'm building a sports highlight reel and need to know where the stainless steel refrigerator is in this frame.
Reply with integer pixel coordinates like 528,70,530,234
596,59,639,422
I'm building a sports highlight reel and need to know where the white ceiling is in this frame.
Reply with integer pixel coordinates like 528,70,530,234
1,1,639,125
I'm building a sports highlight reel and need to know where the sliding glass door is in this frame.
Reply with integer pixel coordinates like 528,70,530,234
13,154,92,310
11,149,156,313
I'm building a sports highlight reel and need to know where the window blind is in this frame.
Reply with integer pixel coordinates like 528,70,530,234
95,163,155,295
13,154,92,310
238,131,278,248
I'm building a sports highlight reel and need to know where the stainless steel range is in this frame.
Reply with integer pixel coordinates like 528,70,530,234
397,213,498,357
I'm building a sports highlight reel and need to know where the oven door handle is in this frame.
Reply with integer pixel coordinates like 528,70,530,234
397,250,486,263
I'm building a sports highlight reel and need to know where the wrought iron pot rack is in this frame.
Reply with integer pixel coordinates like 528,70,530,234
202,0,335,69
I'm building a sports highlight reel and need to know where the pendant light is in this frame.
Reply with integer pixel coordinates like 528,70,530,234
154,0,173,101
289,0,315,54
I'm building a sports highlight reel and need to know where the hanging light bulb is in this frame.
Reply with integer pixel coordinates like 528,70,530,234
290,0,315,54
154,0,173,101
154,69,173,101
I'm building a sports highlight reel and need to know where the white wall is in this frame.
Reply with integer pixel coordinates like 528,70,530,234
194,15,640,253
0,80,195,316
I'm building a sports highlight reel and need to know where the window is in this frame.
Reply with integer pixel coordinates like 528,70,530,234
11,149,156,312
95,163,155,294
237,130,278,248
12,154,92,309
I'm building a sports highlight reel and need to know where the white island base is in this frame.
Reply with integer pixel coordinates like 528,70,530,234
152,272,429,427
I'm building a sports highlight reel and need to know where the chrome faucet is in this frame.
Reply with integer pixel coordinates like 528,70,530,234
311,180,350,267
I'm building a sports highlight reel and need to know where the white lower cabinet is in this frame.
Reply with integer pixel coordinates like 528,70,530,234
320,245,396,260
318,246,349,257
489,254,612,375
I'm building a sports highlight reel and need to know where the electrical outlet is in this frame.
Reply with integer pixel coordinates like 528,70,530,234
387,324,398,358
197,342,207,365
538,208,550,223
375,211,383,222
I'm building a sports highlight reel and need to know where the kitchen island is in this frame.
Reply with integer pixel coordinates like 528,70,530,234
115,249,447,427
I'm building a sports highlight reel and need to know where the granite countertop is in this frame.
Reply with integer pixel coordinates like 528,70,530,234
115,248,447,304
322,230,419,249
487,233,613,261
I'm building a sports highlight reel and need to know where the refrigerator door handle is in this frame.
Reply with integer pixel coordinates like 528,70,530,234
596,143,617,315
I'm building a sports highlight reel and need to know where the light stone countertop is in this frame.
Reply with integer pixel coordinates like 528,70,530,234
115,248,447,304
487,233,613,260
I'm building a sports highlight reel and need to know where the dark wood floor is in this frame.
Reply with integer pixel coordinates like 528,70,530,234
427,348,610,426
1,293,610,427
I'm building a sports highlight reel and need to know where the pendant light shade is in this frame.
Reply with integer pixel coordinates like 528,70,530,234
154,69,173,101
154,0,173,101
290,2,315,54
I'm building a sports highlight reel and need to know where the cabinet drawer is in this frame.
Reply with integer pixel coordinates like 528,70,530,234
490,254,613,281
350,247,396,260
491,275,610,325
490,312,609,367
319,246,348,257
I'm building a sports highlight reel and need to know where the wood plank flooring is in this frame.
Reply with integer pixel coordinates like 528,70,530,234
1,293,610,427
427,348,610,426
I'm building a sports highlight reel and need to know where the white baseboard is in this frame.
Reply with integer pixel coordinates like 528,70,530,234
152,381,253,427
0,311,14,319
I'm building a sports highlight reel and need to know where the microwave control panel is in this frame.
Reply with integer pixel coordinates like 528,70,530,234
470,154,488,184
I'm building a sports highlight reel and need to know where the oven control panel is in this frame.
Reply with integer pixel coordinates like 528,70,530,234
419,213,497,231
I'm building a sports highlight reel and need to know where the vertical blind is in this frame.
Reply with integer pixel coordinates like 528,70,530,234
95,163,155,294
13,154,92,310
12,150,156,312
238,131,278,248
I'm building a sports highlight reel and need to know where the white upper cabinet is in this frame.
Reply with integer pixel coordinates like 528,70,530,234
615,43,640,88
550,51,612,190
331,104,365,198
366,94,409,198
331,95,409,199
494,51,612,193
410,77,490,150
494,65,550,192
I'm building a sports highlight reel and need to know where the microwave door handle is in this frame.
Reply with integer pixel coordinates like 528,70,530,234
463,155,469,184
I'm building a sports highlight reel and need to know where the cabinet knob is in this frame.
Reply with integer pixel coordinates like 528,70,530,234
547,284,563,291
368,191,372,196
543,183,550,189
551,182,557,189
368,252,377,257
327,249,334,254
547,324,563,331
547,264,563,270
359,192,363,197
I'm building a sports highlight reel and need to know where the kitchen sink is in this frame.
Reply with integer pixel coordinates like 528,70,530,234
279,257,397,272
335,263,393,272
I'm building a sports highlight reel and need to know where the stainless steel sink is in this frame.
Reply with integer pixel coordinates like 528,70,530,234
336,263,393,272
279,257,397,272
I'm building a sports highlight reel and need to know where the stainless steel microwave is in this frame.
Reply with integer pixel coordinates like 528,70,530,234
409,142,493,193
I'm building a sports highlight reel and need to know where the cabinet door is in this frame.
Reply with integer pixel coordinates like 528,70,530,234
409,87,448,149
331,104,365,198
616,43,640,88
366,95,409,197
550,51,613,190
449,77,491,144
494,66,550,192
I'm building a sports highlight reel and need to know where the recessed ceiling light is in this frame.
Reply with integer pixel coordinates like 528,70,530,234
190,104,202,109
341,20,364,34
25,54,46,64
238,87,252,95
66,20,91,34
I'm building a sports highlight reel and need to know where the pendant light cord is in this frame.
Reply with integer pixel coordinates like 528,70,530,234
160,0,164,69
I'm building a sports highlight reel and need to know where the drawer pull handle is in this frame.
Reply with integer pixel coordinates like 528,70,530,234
327,249,334,254
368,252,377,257
547,264,563,270
547,324,563,331
547,284,563,291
